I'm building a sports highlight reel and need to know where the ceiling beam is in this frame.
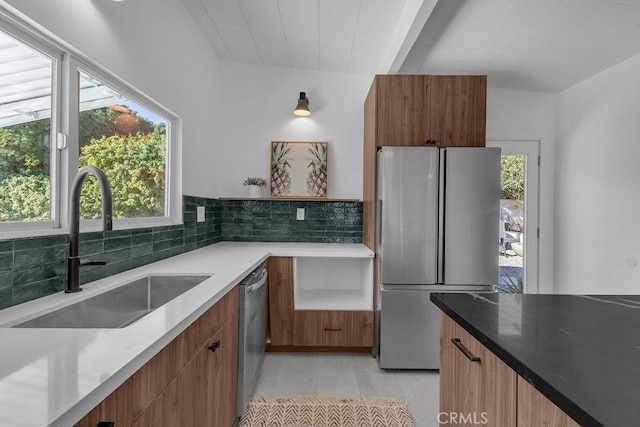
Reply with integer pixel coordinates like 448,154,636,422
378,0,439,74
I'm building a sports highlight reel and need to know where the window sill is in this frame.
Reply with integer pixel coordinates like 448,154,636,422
0,217,181,241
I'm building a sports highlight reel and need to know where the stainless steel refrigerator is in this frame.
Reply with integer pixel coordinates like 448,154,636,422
376,146,500,369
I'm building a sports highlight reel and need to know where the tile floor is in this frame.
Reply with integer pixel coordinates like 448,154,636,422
252,352,440,427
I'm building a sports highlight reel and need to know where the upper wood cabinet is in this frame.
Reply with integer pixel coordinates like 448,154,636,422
366,75,487,147
362,74,487,250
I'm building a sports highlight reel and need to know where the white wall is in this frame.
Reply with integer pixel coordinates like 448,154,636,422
1,0,221,198
0,1,564,286
215,61,373,199
555,53,640,294
486,88,557,293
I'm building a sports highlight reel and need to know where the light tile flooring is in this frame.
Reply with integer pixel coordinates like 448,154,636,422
253,352,440,427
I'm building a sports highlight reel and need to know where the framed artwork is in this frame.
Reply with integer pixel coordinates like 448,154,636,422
270,141,328,199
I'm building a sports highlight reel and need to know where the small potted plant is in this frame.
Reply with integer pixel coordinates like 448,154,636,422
243,177,267,198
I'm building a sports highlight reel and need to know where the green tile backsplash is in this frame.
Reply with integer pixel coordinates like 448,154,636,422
218,200,363,243
0,196,362,308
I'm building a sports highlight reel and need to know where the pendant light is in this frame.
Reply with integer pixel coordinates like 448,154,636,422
293,92,310,116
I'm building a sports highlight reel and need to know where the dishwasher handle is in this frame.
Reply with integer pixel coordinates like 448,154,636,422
245,267,267,294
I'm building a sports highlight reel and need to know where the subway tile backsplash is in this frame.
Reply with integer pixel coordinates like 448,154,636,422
218,199,363,243
0,197,362,308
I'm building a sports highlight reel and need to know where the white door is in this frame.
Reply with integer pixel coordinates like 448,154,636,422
487,140,540,294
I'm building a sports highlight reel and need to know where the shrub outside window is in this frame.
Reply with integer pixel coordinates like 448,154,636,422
77,71,168,220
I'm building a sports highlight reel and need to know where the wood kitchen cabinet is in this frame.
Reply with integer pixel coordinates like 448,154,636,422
292,310,374,347
440,313,516,426
363,74,487,250
135,312,238,427
367,75,486,148
267,256,294,346
517,377,579,427
75,286,239,427
266,256,373,351
440,313,580,427
429,75,487,147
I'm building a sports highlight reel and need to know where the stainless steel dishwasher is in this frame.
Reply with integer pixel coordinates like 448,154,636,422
237,262,267,417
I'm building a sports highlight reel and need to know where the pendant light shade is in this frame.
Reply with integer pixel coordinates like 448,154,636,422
294,92,310,116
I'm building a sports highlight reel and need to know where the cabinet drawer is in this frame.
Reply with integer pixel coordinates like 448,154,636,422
293,310,373,347
323,311,351,346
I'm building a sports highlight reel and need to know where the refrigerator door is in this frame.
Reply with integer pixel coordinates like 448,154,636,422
376,283,494,369
377,284,443,369
442,147,501,286
377,147,439,285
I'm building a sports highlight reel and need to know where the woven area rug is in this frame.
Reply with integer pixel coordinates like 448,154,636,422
238,395,415,427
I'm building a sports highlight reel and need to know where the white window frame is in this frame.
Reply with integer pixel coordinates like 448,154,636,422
0,10,182,239
68,62,181,232
0,17,63,234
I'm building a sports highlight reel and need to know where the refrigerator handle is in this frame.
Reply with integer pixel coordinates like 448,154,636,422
437,149,446,283
377,199,383,249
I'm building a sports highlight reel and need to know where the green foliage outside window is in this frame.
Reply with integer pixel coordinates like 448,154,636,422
500,155,524,201
79,129,166,219
0,106,166,222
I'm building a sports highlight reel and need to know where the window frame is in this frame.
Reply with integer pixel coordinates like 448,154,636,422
0,17,63,233
0,11,182,238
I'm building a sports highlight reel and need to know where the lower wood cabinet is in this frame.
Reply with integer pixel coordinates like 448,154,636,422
293,310,373,347
75,286,239,427
440,313,579,427
517,377,579,427
440,313,516,426
267,256,374,351
267,257,294,346
133,312,238,427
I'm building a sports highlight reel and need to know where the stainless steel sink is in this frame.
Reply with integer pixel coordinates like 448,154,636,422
14,274,212,329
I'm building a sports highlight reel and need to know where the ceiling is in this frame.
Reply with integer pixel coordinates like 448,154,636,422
182,0,640,93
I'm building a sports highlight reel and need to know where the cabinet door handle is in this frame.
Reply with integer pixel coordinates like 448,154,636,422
97,422,115,427
451,338,481,362
324,327,343,332
208,339,221,352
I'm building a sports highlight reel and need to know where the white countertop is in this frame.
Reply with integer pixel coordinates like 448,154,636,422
0,242,373,427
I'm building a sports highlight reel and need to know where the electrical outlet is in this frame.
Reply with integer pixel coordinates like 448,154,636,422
197,206,205,222
296,208,305,220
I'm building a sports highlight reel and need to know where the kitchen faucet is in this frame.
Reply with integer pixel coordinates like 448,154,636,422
66,165,113,293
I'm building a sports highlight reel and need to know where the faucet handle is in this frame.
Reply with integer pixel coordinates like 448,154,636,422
79,259,107,266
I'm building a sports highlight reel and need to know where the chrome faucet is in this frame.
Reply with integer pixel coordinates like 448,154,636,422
66,165,113,293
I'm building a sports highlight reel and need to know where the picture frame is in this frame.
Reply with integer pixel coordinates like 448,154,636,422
270,141,328,199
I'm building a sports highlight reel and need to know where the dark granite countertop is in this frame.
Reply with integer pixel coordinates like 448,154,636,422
431,293,640,427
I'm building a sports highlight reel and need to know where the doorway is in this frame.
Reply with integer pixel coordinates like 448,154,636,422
487,140,540,294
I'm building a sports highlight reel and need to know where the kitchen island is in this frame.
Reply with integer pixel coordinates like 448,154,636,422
431,292,640,426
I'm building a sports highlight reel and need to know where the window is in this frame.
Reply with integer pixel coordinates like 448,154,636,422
0,16,179,236
77,71,169,220
0,28,57,224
